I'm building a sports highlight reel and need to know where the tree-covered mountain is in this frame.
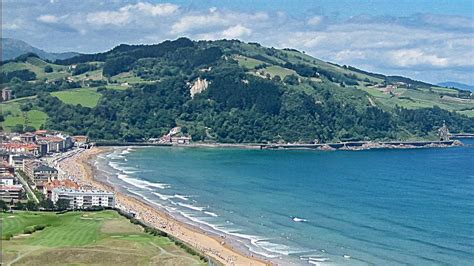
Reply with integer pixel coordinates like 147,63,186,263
1,38,78,61
1,38,473,143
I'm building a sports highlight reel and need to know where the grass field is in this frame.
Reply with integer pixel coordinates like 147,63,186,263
261,65,297,79
51,88,102,108
1,210,206,265
0,97,48,131
110,72,145,84
1,57,69,81
234,55,266,69
359,86,474,116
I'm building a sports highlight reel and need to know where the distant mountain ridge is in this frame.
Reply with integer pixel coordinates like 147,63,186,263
1,38,78,61
438,81,474,92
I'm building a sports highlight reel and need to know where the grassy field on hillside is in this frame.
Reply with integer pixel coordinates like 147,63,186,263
0,97,48,131
234,55,266,69
359,86,474,116
1,210,206,265
1,57,69,81
51,88,102,108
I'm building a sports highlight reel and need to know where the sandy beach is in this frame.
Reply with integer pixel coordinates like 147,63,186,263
57,147,270,266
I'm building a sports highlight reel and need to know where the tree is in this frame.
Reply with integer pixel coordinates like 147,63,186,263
25,200,38,211
24,126,36,132
0,200,8,211
20,103,32,112
39,199,55,210
56,199,70,210
44,65,53,73
283,74,299,85
12,124,24,133
14,201,25,210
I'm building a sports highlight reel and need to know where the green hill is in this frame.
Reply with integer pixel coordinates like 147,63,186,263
1,38,473,142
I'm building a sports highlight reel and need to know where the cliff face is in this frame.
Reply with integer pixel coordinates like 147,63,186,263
190,78,209,98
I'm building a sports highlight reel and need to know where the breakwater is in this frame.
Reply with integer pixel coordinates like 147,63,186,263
260,140,460,150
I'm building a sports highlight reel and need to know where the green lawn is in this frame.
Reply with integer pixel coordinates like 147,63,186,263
51,88,102,108
1,210,206,265
106,85,130,90
262,65,297,79
458,109,474,117
0,97,48,131
110,72,145,84
234,55,266,69
72,69,104,81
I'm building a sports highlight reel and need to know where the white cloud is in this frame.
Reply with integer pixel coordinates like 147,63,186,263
171,11,268,34
37,14,60,23
86,11,131,26
2,20,23,30
120,2,178,17
388,49,449,67
222,24,252,38
196,24,252,40
86,2,178,26
307,16,323,26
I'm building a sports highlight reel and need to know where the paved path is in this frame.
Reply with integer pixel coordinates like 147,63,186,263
15,172,39,203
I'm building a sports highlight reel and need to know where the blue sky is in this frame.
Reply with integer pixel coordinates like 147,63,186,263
2,0,474,84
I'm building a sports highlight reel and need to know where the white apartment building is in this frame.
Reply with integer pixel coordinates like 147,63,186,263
52,188,115,209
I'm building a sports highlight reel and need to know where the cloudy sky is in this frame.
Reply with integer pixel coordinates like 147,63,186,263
2,0,473,84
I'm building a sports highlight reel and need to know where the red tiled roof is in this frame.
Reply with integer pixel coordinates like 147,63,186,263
1,143,38,150
43,179,80,190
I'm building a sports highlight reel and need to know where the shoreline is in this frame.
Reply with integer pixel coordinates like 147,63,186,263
95,139,463,151
59,147,271,266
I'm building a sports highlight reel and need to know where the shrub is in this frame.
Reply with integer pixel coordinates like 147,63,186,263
33,224,46,231
2,233,13,240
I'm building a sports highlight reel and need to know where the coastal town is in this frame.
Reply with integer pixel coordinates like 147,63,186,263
0,125,197,209
0,130,114,210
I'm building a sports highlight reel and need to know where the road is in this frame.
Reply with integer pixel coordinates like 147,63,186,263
15,171,39,203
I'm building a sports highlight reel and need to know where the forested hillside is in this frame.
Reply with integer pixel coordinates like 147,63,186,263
1,38,473,143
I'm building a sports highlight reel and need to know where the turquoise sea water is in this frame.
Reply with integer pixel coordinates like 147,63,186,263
96,140,474,265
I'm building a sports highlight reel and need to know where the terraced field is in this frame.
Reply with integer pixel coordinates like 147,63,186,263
1,210,206,265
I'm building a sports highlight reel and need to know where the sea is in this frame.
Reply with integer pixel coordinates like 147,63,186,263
94,139,474,265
